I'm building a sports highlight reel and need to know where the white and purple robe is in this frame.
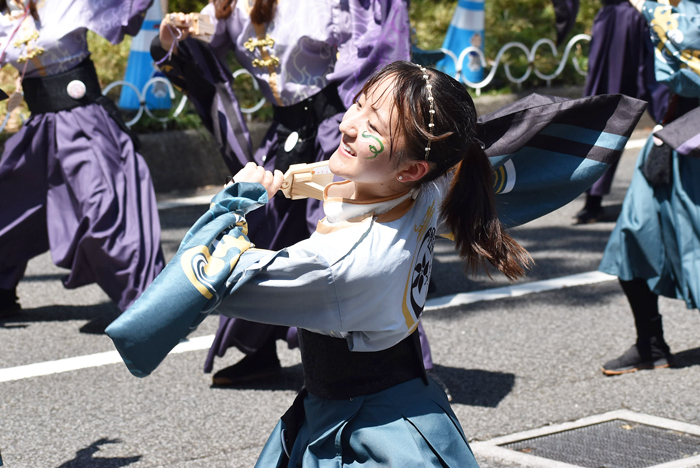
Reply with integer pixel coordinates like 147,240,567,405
0,0,164,311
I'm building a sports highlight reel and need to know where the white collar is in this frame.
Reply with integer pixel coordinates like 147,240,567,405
322,181,417,224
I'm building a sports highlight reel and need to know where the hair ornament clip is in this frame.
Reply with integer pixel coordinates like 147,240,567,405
417,65,435,160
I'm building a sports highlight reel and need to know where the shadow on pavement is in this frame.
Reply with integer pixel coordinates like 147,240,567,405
209,363,515,408
56,438,141,468
597,202,622,222
510,225,615,254
159,204,210,229
210,363,305,392
0,303,120,335
430,223,620,297
19,273,68,283
433,365,515,407
673,346,700,369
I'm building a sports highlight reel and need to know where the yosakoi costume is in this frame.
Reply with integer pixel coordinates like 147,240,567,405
600,0,700,308
583,0,670,198
106,92,645,467
150,0,420,373
0,0,164,312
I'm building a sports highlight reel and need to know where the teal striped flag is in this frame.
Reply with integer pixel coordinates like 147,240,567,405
480,93,647,227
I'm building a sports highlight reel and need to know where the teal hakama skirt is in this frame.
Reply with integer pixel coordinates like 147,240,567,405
255,377,478,468
599,135,700,309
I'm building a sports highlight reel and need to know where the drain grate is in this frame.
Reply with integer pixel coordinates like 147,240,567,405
471,410,700,468
504,419,700,468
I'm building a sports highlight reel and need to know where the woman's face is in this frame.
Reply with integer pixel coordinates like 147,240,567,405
329,75,407,199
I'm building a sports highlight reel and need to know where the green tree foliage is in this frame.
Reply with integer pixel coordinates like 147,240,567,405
168,0,208,12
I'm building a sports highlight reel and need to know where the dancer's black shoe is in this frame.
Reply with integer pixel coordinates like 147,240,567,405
0,288,21,318
601,337,674,375
574,194,604,224
575,206,604,224
212,340,282,386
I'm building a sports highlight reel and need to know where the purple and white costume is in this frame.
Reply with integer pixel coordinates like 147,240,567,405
152,0,420,372
0,0,164,311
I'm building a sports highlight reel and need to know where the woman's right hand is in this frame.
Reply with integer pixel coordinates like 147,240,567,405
159,12,193,53
230,162,284,200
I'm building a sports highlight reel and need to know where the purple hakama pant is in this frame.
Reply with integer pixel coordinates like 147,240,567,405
583,0,669,197
0,103,164,311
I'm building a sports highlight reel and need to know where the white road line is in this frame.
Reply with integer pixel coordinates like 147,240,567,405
0,335,214,383
155,139,648,211
425,270,616,310
625,138,647,149
0,272,617,383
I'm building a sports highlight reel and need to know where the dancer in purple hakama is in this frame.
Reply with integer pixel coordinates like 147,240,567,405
575,0,669,223
0,0,164,316
152,0,443,387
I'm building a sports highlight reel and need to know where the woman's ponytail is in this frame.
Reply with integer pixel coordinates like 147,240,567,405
249,0,276,24
441,143,532,281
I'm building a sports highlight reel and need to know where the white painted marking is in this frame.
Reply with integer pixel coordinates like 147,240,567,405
157,194,213,210
625,138,647,149
425,270,615,310
1,271,616,382
0,335,214,383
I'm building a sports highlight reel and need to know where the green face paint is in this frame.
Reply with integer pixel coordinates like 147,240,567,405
361,130,385,159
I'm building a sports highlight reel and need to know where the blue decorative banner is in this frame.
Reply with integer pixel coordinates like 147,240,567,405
119,0,171,110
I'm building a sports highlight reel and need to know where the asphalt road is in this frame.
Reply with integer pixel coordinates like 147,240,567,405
2,129,700,468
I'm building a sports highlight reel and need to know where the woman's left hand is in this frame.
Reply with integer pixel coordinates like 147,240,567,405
230,162,284,200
